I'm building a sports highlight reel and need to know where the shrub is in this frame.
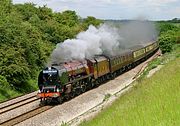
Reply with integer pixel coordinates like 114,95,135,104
158,31,176,53
0,75,10,88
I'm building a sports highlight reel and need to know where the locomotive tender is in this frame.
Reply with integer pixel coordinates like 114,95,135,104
37,41,159,104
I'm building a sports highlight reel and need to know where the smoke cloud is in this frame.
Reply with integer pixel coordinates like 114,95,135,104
51,21,157,64
117,21,157,48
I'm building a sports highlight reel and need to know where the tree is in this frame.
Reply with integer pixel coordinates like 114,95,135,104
55,10,79,27
158,23,179,53
0,2,102,93
157,22,178,34
14,3,38,21
82,16,102,29
0,45,30,87
0,0,12,16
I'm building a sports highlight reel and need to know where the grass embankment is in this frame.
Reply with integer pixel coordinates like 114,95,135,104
0,79,38,102
80,46,180,126
0,88,22,102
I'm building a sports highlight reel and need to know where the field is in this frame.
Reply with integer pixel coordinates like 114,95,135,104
79,45,180,126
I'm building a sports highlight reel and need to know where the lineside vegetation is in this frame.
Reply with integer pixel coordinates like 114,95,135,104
0,1,179,103
0,0,102,101
79,44,180,126
79,21,180,126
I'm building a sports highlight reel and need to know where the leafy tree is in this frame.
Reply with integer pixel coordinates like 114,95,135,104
14,3,38,21
171,18,180,23
0,75,10,88
38,5,53,20
0,1,102,94
156,22,178,34
0,0,12,16
158,23,180,53
0,45,30,87
55,10,79,27
82,16,102,29
158,34,174,53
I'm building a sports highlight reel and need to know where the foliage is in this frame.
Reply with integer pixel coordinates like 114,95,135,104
0,75,10,88
170,18,180,23
0,1,102,100
156,22,178,34
82,16,103,29
103,93,111,102
80,53,180,126
60,121,69,126
157,22,180,53
0,75,23,102
139,44,180,81
158,18,180,23
158,31,176,53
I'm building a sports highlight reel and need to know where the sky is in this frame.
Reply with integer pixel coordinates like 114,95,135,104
13,0,180,20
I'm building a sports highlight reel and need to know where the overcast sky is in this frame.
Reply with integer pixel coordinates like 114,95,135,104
13,0,180,20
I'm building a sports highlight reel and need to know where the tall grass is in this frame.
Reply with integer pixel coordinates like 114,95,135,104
0,79,38,102
80,51,180,126
0,88,22,102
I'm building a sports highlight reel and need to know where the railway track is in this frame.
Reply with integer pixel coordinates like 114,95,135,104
0,92,43,126
133,49,161,79
0,91,36,104
0,105,53,126
0,50,161,126
0,91,55,126
0,91,37,109
0,95,39,115
67,50,162,126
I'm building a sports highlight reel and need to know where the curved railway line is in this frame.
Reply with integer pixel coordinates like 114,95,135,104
0,91,57,126
0,105,53,126
0,91,36,104
0,50,161,126
0,92,37,108
0,95,38,115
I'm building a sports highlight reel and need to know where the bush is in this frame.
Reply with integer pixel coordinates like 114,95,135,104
157,23,180,54
158,31,177,53
0,1,102,94
156,22,178,34
0,75,10,88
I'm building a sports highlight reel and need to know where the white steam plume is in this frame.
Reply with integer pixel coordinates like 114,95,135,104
117,21,157,48
51,24,121,63
51,21,157,64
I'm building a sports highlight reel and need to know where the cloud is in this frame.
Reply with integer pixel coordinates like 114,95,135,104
12,0,180,20
147,0,178,4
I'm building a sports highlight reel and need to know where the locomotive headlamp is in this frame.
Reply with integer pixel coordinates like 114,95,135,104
48,67,51,70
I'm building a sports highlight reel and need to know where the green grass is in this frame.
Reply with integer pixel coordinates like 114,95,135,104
0,88,23,102
0,79,38,102
140,44,180,79
172,23,180,27
80,47,180,126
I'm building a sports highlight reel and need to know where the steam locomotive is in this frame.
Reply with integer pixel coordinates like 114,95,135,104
37,41,159,104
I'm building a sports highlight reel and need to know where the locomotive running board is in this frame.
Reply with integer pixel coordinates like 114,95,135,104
66,74,93,85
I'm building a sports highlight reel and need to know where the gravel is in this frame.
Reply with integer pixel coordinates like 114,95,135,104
0,91,37,109
0,97,38,114
0,100,39,124
16,51,160,126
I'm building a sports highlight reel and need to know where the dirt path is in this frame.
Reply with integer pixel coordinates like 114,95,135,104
16,50,161,126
